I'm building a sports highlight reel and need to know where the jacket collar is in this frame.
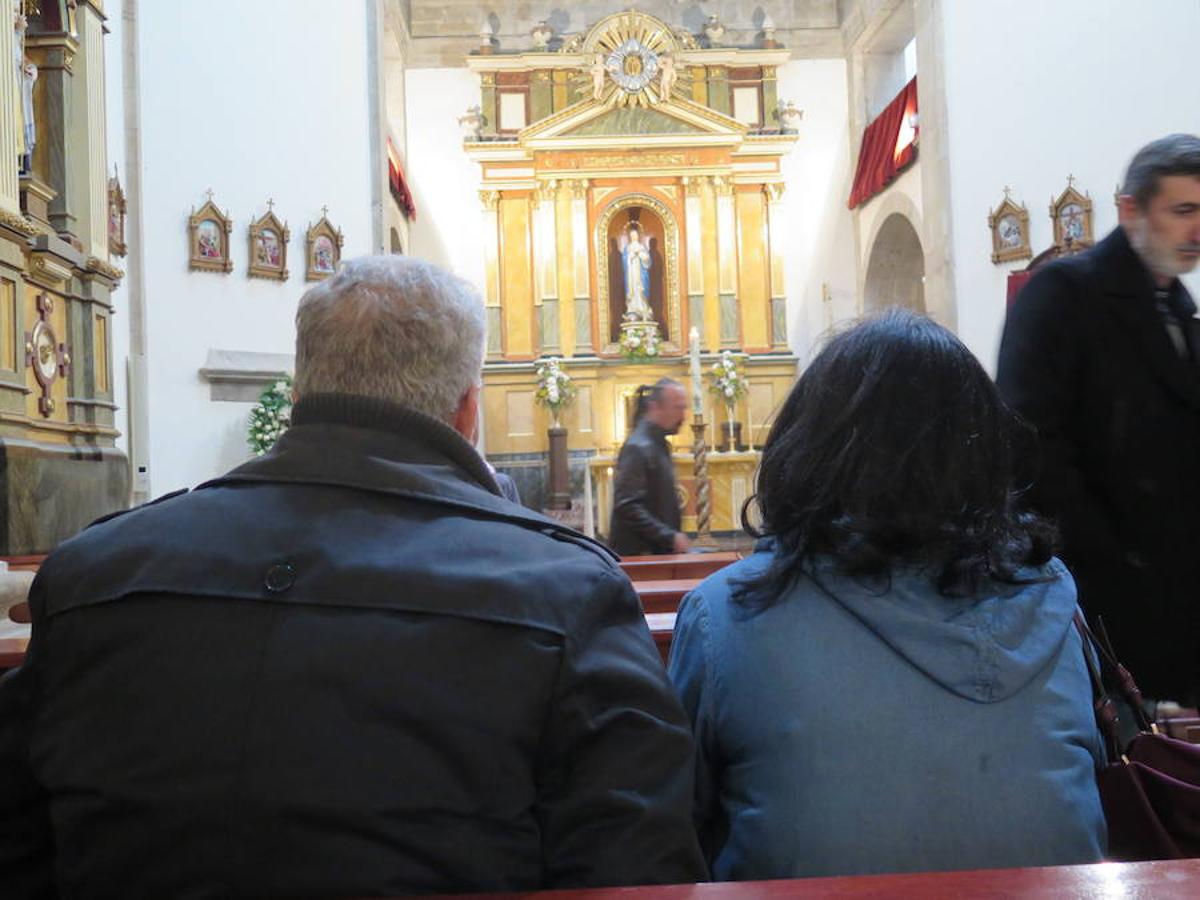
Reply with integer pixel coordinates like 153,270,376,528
288,393,499,494
1093,228,1200,410
635,417,670,444
198,394,616,562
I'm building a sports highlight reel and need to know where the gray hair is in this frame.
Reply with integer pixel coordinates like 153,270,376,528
294,256,486,423
1122,134,1200,208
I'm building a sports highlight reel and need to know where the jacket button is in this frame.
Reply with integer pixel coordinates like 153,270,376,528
264,563,296,593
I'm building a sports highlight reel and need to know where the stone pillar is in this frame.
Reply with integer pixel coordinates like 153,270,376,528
554,179,575,356
700,175,720,351
762,66,779,129
713,174,739,348
533,179,558,354
707,66,730,116
480,72,497,137
546,425,570,509
530,69,552,124
569,178,591,353
689,65,706,105
26,27,78,240
683,174,706,341
765,182,788,348
480,189,502,357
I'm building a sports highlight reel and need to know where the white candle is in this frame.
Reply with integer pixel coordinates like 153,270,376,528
688,326,703,415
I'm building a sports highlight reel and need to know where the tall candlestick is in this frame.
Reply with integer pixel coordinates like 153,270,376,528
688,326,703,414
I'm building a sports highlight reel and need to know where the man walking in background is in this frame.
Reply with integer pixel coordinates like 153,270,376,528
997,134,1200,708
610,378,691,556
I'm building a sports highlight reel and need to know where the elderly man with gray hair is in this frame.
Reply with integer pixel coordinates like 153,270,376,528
0,256,705,896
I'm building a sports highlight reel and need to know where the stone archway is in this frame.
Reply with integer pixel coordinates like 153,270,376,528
863,212,925,313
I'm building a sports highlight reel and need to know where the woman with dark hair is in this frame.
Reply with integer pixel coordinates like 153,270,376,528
668,310,1105,880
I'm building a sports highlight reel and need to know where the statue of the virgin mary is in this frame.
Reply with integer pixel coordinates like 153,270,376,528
621,222,653,321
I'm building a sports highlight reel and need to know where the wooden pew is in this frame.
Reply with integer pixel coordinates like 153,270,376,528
645,612,675,665
0,635,28,670
621,551,739,582
444,857,1200,898
635,579,699,615
1,554,46,572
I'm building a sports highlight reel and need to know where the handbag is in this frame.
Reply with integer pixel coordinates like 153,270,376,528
1074,612,1200,860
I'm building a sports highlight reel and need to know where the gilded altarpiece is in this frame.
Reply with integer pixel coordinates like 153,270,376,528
0,2,128,553
465,12,800,532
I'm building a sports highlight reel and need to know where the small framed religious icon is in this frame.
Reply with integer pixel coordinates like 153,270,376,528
188,190,233,273
988,187,1032,264
108,167,127,258
248,200,290,281
305,208,343,282
1050,176,1094,251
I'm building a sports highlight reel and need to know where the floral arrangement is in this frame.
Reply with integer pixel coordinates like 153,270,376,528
619,321,662,360
708,351,748,410
534,357,575,425
247,375,293,456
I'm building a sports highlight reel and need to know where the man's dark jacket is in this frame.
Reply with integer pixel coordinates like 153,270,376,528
0,394,705,898
997,227,1200,700
609,418,682,556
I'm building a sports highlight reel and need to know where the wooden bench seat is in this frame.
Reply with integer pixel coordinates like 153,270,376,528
621,551,739,582
444,857,1200,898
0,635,29,670
634,579,699,615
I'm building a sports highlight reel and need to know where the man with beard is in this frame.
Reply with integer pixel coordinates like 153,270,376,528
998,134,1200,709
610,378,691,556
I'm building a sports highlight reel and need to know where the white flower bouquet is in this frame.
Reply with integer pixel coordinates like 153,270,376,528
534,357,575,426
707,351,748,414
619,321,662,360
247,375,293,456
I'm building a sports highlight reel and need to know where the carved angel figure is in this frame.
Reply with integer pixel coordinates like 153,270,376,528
589,53,607,100
658,53,677,101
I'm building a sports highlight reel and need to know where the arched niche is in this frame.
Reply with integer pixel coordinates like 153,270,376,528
863,212,925,313
594,193,681,354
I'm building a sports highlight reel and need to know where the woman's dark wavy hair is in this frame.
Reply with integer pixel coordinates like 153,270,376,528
736,308,1054,610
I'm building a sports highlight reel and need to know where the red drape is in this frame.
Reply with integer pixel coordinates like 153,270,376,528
847,77,918,209
1007,269,1034,309
387,140,417,221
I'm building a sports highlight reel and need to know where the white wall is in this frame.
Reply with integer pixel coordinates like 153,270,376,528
403,68,484,286
776,58,859,361
942,0,1200,372
103,0,128,458
134,0,377,493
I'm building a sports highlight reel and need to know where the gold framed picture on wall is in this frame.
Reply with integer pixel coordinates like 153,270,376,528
305,208,343,282
248,200,290,281
188,191,233,273
988,188,1032,264
1050,176,1094,251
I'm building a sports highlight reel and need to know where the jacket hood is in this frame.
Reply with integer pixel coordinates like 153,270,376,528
804,557,1077,703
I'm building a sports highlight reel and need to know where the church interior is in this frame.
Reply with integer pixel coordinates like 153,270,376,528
2,0,1200,893
3,0,1194,550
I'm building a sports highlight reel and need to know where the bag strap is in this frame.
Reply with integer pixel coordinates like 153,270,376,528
1073,612,1125,762
1079,612,1157,733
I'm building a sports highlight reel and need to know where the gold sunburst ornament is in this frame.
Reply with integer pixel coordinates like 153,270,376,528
580,11,680,108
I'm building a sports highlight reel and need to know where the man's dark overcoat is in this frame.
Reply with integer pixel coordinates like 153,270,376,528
997,227,1200,701
0,394,705,897
609,418,682,556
